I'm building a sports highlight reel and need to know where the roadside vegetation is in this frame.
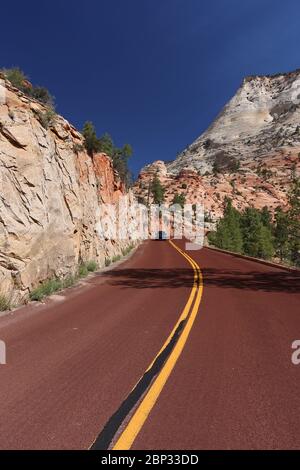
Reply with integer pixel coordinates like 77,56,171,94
29,260,98,302
208,179,300,266
104,243,135,268
30,244,135,303
0,294,11,312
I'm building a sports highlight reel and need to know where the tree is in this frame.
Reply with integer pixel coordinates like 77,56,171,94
287,178,300,265
260,206,272,229
241,207,274,259
171,193,186,208
82,125,133,186
258,225,275,260
111,143,133,188
122,143,133,159
274,208,289,261
151,175,165,204
98,133,114,156
82,121,100,156
214,198,243,252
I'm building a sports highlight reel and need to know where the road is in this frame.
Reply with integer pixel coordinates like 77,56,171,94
0,240,299,450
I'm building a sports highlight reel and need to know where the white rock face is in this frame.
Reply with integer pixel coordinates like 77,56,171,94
167,70,300,174
0,77,135,303
134,70,300,221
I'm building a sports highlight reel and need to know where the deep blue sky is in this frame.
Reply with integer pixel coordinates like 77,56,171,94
2,0,300,176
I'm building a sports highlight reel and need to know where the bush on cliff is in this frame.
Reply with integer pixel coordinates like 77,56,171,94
30,86,54,107
2,67,54,107
35,108,56,129
2,67,28,91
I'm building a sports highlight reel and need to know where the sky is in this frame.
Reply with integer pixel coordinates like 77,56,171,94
2,0,300,176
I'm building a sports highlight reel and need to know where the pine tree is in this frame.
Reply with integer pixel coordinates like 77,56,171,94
98,133,114,156
274,208,289,261
261,206,272,229
241,207,274,259
258,225,275,260
214,198,243,252
287,178,300,265
82,121,100,156
151,175,165,204
111,143,133,188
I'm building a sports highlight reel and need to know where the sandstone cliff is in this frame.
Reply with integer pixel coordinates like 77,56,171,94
134,70,300,218
0,75,135,304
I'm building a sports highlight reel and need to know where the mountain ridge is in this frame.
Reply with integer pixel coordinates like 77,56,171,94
134,68,300,218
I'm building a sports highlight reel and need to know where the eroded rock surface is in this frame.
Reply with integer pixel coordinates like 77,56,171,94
0,76,135,303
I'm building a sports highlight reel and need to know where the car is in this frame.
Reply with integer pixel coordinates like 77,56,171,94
156,230,168,240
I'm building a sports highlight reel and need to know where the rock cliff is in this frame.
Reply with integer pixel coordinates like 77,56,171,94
0,75,135,304
134,70,300,218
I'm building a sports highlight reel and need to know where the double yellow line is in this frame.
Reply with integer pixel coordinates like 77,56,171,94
113,240,204,450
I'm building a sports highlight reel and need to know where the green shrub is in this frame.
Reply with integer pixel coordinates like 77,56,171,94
78,264,89,278
63,275,76,288
30,86,54,107
112,254,121,263
86,260,98,272
81,123,133,187
121,244,134,257
0,294,10,311
30,278,62,301
82,121,100,156
105,258,111,267
2,67,28,91
36,108,56,129
181,183,187,189
2,68,54,107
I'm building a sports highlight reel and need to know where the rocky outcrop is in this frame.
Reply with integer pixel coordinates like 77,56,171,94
0,76,135,304
134,70,300,218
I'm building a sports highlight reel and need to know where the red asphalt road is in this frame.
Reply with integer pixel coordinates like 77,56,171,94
0,240,299,449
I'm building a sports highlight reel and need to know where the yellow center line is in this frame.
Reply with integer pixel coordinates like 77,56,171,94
113,240,204,450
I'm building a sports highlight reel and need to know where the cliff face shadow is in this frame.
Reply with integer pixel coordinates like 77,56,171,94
103,267,300,294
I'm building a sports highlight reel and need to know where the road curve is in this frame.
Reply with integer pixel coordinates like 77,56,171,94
0,240,299,449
